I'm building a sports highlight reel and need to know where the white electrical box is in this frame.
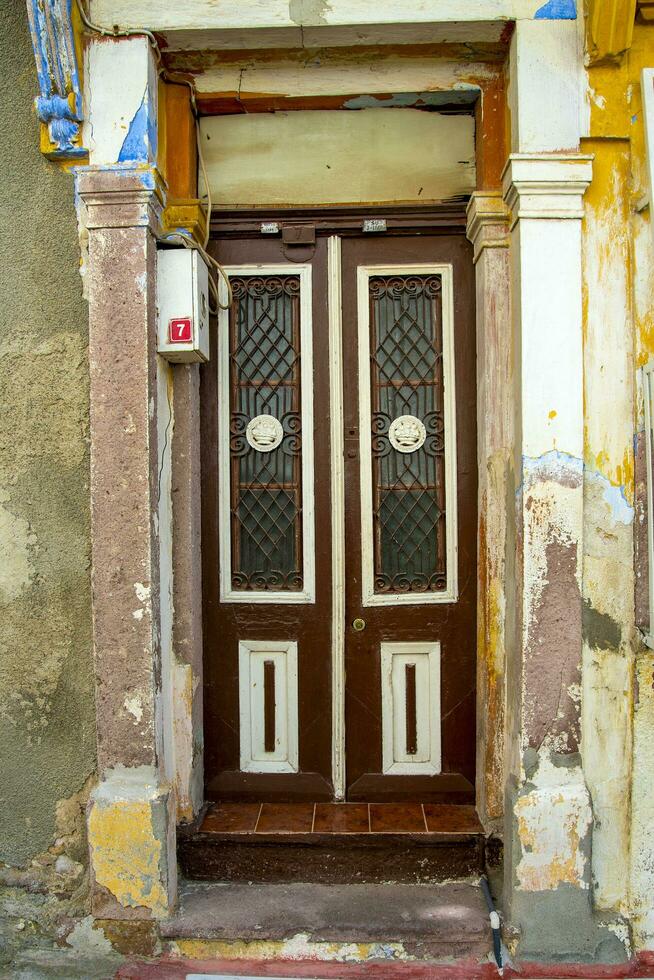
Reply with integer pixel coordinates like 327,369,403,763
157,247,210,363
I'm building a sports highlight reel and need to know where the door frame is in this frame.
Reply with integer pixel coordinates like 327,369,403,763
328,235,347,798
206,206,476,802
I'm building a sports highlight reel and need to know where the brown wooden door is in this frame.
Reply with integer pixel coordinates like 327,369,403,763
201,236,334,801
201,226,476,804
341,235,477,802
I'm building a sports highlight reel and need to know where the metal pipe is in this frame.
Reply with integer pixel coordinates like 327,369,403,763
480,874,503,974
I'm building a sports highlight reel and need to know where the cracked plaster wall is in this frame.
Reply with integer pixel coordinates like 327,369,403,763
0,1,96,872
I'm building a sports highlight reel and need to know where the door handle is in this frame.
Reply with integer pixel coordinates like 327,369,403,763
352,618,366,632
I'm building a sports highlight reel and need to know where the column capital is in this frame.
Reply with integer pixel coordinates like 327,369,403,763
76,166,165,233
466,192,511,264
502,154,593,227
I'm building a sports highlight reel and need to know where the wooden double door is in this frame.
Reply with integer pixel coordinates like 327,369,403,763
201,225,477,803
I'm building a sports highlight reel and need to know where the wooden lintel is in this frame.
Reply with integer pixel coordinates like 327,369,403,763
162,80,198,201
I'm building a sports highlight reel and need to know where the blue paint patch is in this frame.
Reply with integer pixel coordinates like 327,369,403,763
36,94,81,153
74,162,156,178
147,96,158,163
523,449,583,480
137,169,157,190
534,0,576,18
518,450,634,525
162,229,195,243
118,96,150,164
585,468,634,525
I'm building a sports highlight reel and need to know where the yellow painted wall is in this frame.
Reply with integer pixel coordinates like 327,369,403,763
583,21,654,943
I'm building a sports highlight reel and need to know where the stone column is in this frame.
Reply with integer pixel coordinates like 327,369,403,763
466,193,511,831
78,167,176,919
501,18,627,961
501,153,622,959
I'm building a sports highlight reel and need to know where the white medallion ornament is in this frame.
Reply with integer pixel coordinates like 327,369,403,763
246,414,284,452
388,415,427,453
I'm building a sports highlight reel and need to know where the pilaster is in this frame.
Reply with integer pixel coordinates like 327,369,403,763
466,193,511,828
501,153,626,961
77,165,176,918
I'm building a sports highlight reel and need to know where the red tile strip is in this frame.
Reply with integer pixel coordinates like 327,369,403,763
200,803,261,834
202,802,487,836
313,803,370,833
369,803,427,833
255,803,315,834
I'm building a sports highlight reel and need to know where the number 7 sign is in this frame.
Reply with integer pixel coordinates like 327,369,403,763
169,317,192,344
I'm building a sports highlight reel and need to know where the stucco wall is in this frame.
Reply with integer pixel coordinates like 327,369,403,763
0,2,95,868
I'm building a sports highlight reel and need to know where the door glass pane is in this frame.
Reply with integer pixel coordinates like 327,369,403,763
369,274,447,594
229,275,303,591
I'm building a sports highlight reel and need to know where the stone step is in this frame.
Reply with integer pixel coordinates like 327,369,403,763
161,880,493,961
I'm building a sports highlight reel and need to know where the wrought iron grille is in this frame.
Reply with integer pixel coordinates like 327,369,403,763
369,275,447,593
228,275,303,591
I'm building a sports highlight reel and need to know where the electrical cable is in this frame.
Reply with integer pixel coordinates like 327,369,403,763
73,0,232,310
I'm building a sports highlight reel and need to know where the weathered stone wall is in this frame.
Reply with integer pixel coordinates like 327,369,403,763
0,0,96,957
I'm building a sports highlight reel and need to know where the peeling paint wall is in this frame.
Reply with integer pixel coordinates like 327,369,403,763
0,2,95,869
581,136,634,915
83,35,158,166
582,17,654,949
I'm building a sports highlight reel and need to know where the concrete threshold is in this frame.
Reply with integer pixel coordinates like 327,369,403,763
160,878,492,962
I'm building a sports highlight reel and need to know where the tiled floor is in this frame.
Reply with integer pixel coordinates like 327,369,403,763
200,802,482,835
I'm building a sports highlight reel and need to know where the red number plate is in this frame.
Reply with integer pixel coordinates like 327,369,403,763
169,317,192,343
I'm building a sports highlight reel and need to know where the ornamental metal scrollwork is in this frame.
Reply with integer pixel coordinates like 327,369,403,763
228,274,304,592
368,272,447,595
369,275,441,301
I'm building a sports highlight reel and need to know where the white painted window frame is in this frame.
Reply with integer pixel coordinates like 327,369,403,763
357,263,458,606
218,264,315,603
381,640,441,776
238,639,299,774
